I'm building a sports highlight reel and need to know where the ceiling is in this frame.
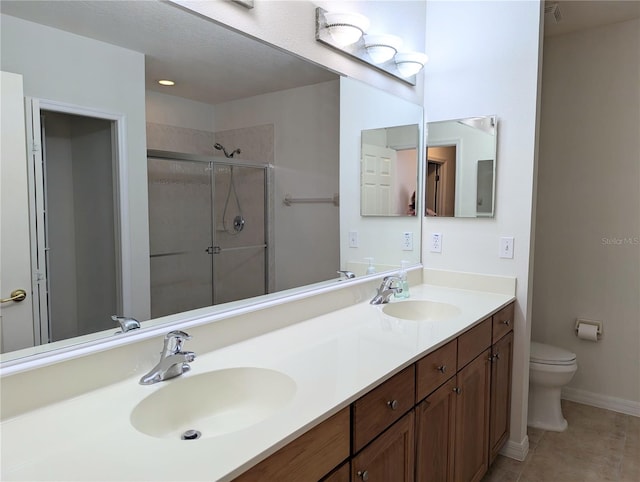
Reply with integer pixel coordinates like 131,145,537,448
0,0,338,105
544,0,640,37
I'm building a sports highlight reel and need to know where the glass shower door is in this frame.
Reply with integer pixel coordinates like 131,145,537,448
148,157,213,318
211,164,267,305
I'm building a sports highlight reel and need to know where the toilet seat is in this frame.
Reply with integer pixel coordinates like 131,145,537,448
530,342,576,366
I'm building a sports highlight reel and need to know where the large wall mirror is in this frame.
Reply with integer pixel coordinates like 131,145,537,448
425,116,497,217
0,1,422,362
361,124,419,217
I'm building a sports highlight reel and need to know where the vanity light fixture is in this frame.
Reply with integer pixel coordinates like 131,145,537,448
363,34,403,64
394,52,429,78
322,11,370,47
315,7,426,86
158,79,175,86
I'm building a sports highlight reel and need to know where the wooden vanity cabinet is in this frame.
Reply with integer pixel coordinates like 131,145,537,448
415,304,514,482
489,330,514,464
234,302,515,482
233,407,350,482
352,410,415,482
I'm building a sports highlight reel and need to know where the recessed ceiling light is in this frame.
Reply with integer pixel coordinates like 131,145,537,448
158,79,175,86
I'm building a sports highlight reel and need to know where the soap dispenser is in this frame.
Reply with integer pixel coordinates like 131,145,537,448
365,257,376,275
395,260,410,299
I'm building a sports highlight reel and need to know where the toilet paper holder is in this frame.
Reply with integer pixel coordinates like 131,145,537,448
574,318,603,339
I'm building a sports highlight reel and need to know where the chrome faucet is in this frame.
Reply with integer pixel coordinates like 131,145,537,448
139,330,196,385
112,315,140,334
370,276,403,304
337,270,356,280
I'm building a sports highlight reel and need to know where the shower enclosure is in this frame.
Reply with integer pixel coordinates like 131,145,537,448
147,150,271,318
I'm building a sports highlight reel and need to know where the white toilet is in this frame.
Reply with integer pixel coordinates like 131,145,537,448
528,341,577,432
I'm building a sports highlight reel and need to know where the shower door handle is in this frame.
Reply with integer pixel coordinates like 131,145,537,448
205,246,221,255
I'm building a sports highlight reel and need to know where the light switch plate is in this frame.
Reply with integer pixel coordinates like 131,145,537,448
499,237,514,258
348,231,359,248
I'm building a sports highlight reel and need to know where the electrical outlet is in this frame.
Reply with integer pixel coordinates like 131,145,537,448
430,233,442,253
348,230,359,248
402,232,413,251
499,237,514,259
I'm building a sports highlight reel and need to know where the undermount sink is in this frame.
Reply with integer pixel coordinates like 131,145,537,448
382,300,461,322
131,367,296,440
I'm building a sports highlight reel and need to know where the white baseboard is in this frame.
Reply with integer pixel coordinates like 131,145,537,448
562,387,640,417
500,435,529,461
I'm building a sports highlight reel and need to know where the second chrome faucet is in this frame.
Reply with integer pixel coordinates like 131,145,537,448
139,330,196,385
370,276,403,305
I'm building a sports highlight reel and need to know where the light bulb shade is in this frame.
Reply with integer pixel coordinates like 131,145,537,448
323,11,370,47
363,34,403,64
395,51,428,77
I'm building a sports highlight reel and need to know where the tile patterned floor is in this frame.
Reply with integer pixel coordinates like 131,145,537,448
482,400,640,482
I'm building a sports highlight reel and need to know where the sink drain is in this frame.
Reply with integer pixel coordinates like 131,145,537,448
181,429,201,440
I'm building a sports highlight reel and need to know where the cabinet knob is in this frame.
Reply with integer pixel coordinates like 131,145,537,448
387,399,399,410
453,387,462,394
502,319,511,326
357,470,370,481
437,365,447,373
495,352,501,360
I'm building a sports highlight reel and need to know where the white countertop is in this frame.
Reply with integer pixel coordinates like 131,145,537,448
1,284,514,481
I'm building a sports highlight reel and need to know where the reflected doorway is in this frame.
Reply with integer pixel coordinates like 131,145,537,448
27,107,121,344
426,145,456,216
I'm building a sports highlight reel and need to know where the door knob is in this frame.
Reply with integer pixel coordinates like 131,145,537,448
0,289,27,304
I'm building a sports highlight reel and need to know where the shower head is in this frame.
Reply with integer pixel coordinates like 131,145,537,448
214,143,241,158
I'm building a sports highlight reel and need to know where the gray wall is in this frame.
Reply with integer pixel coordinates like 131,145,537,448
533,18,640,409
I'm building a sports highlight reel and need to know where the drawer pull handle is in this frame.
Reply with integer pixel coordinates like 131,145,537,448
387,399,399,410
453,387,462,394
437,365,447,373
502,319,511,326
357,470,370,481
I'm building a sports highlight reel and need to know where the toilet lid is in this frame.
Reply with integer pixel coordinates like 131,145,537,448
530,342,576,365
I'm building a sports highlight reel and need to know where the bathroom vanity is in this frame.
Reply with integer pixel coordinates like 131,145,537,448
0,273,515,482
234,302,515,482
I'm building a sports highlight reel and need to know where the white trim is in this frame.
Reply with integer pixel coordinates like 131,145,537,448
500,435,529,461
562,387,640,417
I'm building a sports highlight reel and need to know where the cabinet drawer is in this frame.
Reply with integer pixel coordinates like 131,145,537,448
353,365,415,453
234,407,350,482
492,302,514,344
457,317,492,369
415,339,457,402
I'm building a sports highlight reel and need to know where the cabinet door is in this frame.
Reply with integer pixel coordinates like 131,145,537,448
415,377,457,482
352,410,415,482
489,331,514,464
454,349,491,482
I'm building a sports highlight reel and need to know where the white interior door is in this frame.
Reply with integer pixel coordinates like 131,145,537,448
0,71,35,353
361,143,397,215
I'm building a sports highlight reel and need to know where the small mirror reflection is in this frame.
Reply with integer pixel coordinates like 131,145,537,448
425,116,497,218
